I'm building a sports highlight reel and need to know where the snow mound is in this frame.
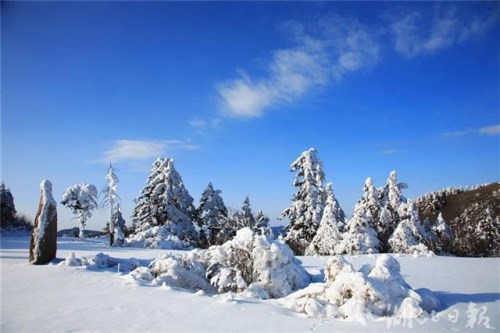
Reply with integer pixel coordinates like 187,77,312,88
125,225,193,250
60,252,142,272
128,228,310,299
284,254,439,321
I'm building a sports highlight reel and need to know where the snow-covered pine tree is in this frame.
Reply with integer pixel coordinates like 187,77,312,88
378,171,408,250
0,182,16,228
472,208,500,257
305,183,343,256
388,200,429,254
254,210,271,236
386,171,409,214
240,196,256,229
429,213,451,253
131,158,198,247
100,163,120,246
282,148,327,255
61,183,98,238
198,182,229,247
360,177,383,231
112,204,127,247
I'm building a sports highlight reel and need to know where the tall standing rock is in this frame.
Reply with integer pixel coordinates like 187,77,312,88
30,180,58,264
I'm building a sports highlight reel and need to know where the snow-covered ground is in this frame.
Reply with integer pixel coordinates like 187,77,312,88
1,236,498,332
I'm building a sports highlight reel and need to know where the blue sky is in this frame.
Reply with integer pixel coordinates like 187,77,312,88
2,1,499,230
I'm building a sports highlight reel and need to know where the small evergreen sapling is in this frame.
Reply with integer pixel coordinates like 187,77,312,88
100,164,120,246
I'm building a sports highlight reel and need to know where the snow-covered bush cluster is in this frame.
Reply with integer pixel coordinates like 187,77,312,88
285,254,439,320
61,252,142,273
125,225,193,250
127,228,310,299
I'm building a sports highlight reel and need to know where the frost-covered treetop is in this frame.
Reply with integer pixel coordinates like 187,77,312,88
290,147,325,189
61,183,98,213
325,183,345,223
386,170,406,210
363,177,379,206
104,164,119,200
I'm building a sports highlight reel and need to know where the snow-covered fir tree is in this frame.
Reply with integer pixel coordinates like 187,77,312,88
253,210,271,236
100,163,120,246
197,182,229,247
240,196,256,229
360,177,383,229
388,200,429,254
131,158,198,247
112,204,127,247
61,183,98,238
429,213,451,253
336,187,381,255
282,148,327,255
336,178,383,255
378,171,408,251
385,171,407,212
0,182,16,228
472,208,500,257
305,183,344,256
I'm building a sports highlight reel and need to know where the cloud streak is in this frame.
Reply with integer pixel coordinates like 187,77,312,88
442,124,500,138
379,149,399,155
102,140,198,163
214,6,497,119
390,7,499,58
217,15,380,118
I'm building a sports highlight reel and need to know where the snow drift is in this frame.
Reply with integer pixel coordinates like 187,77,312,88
284,254,439,321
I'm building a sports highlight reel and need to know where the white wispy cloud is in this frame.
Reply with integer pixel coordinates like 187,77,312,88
390,7,499,58
379,149,399,155
102,139,198,163
215,8,497,119
189,117,221,131
217,15,380,118
442,124,500,138
478,124,500,136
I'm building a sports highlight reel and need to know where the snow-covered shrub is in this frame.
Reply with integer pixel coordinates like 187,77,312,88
284,254,439,321
61,252,115,269
60,252,141,272
205,228,310,298
146,252,215,292
126,225,193,250
128,228,310,299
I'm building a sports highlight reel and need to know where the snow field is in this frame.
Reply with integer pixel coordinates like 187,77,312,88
1,236,499,332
